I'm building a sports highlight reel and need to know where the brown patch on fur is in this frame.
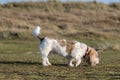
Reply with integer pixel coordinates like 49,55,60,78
66,41,75,54
57,39,66,47
57,39,75,54
37,34,45,41
50,39,67,54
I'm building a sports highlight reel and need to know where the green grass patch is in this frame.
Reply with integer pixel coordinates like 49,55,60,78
0,40,120,80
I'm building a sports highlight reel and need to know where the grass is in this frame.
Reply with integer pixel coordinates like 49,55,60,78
0,2,120,39
0,39,120,80
0,1,120,80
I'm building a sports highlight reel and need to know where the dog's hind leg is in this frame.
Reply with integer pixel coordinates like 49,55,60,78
46,58,52,65
42,57,48,66
40,50,51,66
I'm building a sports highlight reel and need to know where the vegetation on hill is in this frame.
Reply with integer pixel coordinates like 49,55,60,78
0,1,120,40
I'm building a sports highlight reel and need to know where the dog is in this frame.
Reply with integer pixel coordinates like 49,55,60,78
32,26,99,67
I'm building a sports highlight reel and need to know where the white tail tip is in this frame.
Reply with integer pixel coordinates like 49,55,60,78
32,26,41,37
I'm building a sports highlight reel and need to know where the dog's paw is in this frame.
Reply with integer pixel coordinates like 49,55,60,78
42,63,49,66
68,64,74,67
47,63,52,66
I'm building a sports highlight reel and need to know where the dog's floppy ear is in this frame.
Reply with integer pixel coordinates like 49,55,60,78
86,48,99,66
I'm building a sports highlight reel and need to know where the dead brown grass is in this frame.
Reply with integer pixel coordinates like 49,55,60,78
0,1,120,39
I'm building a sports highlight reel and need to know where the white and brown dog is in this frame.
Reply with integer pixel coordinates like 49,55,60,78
32,26,99,67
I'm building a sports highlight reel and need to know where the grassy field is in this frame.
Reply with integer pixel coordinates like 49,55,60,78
0,39,120,80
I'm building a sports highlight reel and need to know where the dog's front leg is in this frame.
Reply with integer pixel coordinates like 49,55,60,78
67,56,75,67
75,59,81,67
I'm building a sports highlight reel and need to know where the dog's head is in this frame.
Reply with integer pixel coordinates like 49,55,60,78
84,47,99,66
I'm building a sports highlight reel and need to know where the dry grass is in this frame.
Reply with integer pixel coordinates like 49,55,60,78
0,1,120,39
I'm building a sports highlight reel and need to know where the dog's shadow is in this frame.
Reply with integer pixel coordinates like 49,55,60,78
0,61,67,67
0,61,89,67
0,61,41,65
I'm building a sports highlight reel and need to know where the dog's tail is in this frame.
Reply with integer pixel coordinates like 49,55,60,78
32,26,45,41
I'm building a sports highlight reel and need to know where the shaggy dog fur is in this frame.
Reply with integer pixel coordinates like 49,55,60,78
32,26,99,67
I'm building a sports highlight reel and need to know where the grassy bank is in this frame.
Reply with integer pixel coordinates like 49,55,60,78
0,1,120,40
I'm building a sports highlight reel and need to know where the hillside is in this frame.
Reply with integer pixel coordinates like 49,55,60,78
0,1,120,40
